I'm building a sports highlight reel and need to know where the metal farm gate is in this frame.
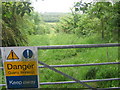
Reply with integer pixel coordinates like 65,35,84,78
0,43,120,89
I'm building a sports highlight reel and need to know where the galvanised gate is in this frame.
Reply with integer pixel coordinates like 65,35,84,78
0,43,120,89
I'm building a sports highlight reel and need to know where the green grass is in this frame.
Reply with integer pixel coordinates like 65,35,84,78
0,58,5,90
1,33,119,89
27,33,119,88
27,33,105,46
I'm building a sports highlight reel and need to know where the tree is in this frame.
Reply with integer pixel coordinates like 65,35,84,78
89,2,119,41
57,14,77,33
74,1,92,14
2,2,33,46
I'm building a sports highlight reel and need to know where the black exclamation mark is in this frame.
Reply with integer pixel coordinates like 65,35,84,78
11,50,14,59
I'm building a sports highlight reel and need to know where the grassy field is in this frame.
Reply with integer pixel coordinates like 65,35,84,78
0,33,119,89
27,33,119,88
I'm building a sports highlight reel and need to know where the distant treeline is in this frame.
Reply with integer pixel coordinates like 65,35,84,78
41,12,68,22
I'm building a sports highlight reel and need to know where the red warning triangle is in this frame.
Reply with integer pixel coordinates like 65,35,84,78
7,50,19,60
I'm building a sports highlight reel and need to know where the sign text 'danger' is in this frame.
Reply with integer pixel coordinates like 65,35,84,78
4,61,38,76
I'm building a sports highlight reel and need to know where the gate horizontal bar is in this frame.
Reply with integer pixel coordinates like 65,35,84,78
38,62,120,68
0,84,6,87
37,43,120,49
40,78,120,85
38,61,95,89
98,87,120,90
1,78,119,87
0,62,119,69
0,67,3,69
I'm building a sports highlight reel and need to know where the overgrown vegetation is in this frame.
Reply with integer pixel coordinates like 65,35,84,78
2,1,119,46
27,34,119,88
1,0,119,89
2,2,33,46
56,1,119,42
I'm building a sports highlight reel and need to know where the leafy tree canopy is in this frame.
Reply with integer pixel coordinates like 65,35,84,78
2,2,33,46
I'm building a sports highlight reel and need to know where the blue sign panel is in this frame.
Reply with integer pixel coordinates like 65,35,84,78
23,49,33,59
6,75,38,89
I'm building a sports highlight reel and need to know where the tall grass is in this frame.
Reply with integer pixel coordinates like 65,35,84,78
27,33,105,46
27,33,119,88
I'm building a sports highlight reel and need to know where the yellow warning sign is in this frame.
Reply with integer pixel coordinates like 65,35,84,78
7,50,19,60
4,61,38,76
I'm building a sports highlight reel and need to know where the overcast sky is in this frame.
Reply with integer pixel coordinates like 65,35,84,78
32,0,93,13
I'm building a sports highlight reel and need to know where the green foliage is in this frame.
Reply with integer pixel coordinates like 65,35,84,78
29,12,44,35
27,34,119,88
2,2,33,46
74,1,92,13
87,2,119,41
75,14,100,36
55,1,119,42
2,2,52,46
56,13,99,36
26,12,52,35
56,14,75,33
89,2,112,40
